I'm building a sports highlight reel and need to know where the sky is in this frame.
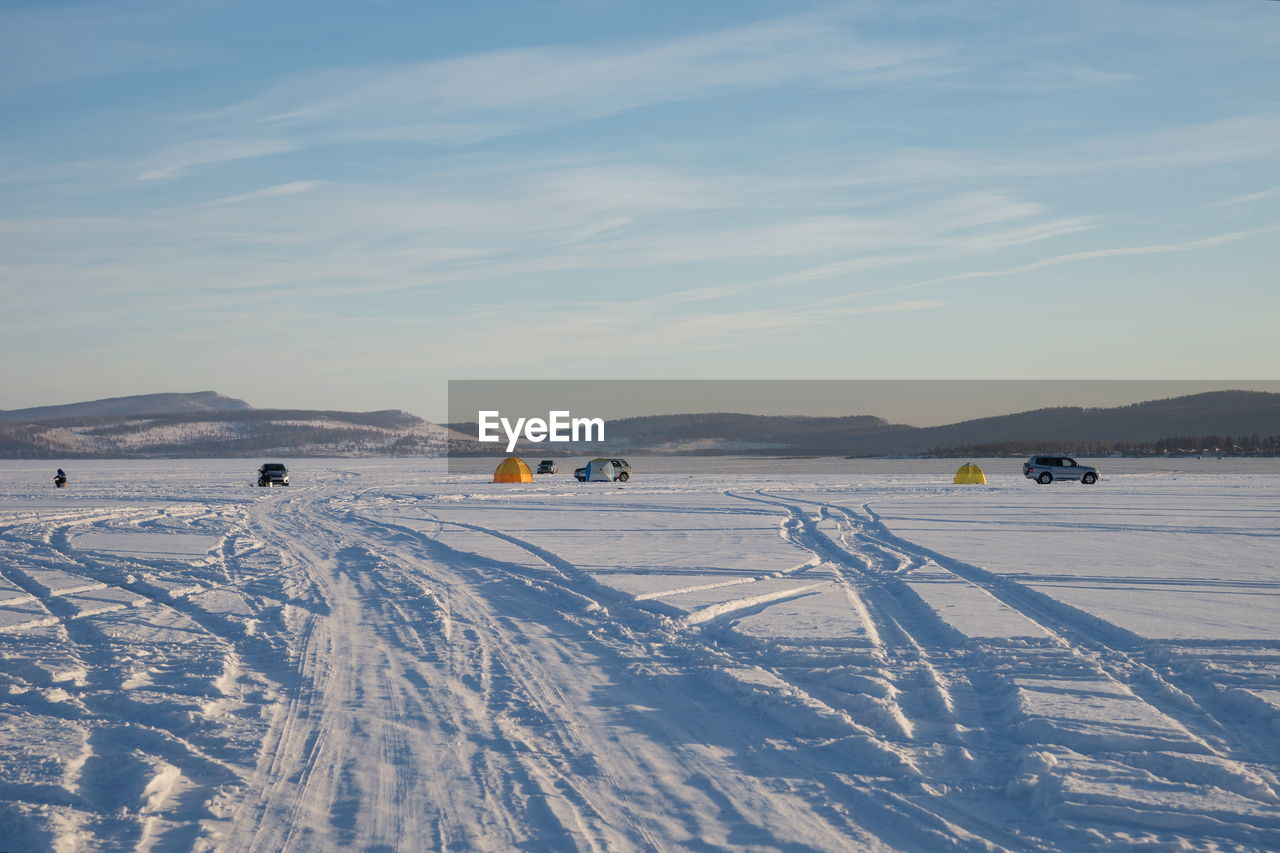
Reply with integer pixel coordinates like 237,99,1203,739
2,0,1277,421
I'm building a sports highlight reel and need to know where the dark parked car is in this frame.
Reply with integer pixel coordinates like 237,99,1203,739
536,460,558,474
1023,456,1098,484
257,463,290,487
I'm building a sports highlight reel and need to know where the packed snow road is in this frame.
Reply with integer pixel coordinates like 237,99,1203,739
1,458,1277,852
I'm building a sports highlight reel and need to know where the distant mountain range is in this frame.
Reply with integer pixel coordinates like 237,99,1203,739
450,390,1280,457
839,390,1280,456
0,391,253,422
0,392,461,458
1,389,1277,459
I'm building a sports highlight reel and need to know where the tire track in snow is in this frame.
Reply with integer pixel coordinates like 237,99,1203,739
380,496,1048,852
226,489,640,853
741,490,1280,847
680,581,831,626
0,510,255,850
727,490,1143,851
339,504,787,852
843,498,1280,779
334,551,627,853
5,510,294,702
355,500,841,852
729,491,1004,742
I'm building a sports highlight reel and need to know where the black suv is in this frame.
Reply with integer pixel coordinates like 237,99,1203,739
257,463,290,487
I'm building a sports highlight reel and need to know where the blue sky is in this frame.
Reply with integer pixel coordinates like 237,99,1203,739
2,0,1277,419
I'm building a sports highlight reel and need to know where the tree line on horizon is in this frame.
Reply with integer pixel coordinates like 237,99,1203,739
923,433,1280,458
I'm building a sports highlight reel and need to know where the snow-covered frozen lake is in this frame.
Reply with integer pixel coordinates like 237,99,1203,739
1,457,1277,851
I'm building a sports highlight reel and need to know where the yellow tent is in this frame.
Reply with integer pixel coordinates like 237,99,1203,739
493,457,533,483
953,462,987,484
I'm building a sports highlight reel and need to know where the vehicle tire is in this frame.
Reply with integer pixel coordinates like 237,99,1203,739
617,472,629,482
1037,472,1052,484
1082,472,1097,484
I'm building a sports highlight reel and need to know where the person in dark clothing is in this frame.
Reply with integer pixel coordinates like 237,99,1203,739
54,469,67,488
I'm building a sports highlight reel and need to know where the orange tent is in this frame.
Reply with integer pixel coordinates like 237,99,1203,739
493,457,533,483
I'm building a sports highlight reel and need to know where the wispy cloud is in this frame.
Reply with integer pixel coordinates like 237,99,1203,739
123,13,946,178
760,215,1095,290
870,224,1280,297
820,112,1280,189
202,180,324,207
0,169,1090,314
239,17,944,127
411,290,946,370
1072,113,1280,173
136,137,301,180
1210,185,1280,208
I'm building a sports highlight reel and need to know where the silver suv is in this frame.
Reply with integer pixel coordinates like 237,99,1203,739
574,458,632,482
1024,456,1098,485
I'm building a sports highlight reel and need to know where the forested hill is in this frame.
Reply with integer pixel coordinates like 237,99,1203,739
5,390,1278,458
0,393,460,458
449,390,1280,456
0,391,252,422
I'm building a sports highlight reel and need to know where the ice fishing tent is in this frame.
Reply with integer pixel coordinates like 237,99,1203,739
582,458,616,482
953,462,987,484
493,457,533,483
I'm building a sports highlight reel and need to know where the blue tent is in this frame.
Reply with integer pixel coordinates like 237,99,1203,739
583,458,616,481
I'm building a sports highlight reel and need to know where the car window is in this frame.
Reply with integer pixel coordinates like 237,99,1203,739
1062,459,1076,467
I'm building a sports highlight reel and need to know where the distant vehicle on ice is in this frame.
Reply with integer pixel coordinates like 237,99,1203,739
1024,456,1098,484
536,460,558,474
574,458,632,482
257,463,290,487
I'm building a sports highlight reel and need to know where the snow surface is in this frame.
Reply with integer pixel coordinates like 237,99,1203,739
0,456,1277,851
